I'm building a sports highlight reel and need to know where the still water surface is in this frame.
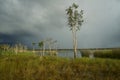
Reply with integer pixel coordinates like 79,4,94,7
57,51,82,58
36,50,94,58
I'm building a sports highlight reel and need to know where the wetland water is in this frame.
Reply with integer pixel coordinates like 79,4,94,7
36,50,82,58
58,51,82,58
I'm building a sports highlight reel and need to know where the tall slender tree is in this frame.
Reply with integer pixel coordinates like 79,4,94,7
42,40,46,56
38,41,44,56
66,3,84,58
32,42,36,53
53,40,57,51
46,38,53,55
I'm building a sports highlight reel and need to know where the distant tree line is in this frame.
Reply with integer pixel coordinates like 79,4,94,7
0,43,27,55
32,38,58,56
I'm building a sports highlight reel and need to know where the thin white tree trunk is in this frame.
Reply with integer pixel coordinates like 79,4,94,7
43,42,45,56
72,26,77,58
75,27,77,58
33,46,35,53
49,43,51,56
15,45,18,54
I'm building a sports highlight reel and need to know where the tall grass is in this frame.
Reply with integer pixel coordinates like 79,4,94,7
0,55,120,80
81,49,120,59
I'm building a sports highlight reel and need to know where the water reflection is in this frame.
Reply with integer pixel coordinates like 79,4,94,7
36,50,94,58
57,51,82,58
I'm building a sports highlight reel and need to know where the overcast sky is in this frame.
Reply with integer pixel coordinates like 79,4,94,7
0,0,120,48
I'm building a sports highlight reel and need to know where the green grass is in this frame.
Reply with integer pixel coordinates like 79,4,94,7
0,54,120,80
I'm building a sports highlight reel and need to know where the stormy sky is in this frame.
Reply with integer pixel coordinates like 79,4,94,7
0,0,120,48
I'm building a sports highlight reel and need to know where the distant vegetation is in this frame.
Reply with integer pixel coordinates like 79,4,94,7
1,43,120,59
0,43,27,55
81,49,120,59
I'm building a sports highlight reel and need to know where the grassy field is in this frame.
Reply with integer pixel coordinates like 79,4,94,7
0,54,120,80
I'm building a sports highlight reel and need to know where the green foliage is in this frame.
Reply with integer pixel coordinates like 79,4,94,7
38,41,44,48
32,42,36,46
66,3,84,31
0,55,120,80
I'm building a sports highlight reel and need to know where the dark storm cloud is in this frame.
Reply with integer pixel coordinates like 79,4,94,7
0,0,120,48
0,30,36,42
0,0,67,35
0,0,67,48
0,30,42,48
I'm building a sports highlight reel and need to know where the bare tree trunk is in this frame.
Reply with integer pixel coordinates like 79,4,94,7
15,44,18,54
43,42,45,56
48,43,52,56
75,27,77,58
33,46,35,53
55,43,58,56
72,27,77,58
